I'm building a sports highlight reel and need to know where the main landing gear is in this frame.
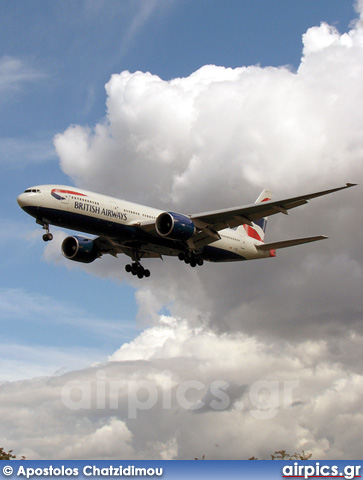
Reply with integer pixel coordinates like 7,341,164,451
125,250,151,279
178,251,204,268
125,262,151,279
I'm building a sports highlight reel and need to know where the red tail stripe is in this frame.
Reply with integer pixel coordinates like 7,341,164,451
244,225,263,241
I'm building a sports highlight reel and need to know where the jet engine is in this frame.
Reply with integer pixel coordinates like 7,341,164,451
155,212,195,241
61,235,99,263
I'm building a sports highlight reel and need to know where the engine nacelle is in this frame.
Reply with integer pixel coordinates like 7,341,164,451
155,212,195,241
61,236,99,264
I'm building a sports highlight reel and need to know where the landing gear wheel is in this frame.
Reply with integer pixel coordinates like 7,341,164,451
42,233,53,242
125,261,150,279
136,264,144,279
41,222,53,242
182,251,204,268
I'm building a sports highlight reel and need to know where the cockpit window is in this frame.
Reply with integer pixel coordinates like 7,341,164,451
24,189,41,193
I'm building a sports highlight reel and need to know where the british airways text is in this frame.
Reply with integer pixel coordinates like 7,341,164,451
74,201,127,221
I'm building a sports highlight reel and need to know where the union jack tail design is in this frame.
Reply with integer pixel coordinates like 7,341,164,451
51,189,87,200
238,189,272,242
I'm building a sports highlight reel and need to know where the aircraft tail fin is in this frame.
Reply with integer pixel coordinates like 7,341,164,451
237,189,272,241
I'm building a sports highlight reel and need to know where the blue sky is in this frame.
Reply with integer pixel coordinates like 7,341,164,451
1,0,363,460
0,0,357,376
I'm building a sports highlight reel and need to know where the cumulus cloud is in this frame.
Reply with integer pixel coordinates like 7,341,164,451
22,1,361,459
53,10,363,338
54,28,363,208
0,317,362,459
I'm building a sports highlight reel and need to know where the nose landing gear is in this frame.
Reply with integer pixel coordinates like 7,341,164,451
36,218,53,242
41,223,53,242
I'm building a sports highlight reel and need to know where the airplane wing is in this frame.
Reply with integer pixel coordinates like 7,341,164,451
190,183,356,231
93,235,179,259
94,183,355,255
185,183,356,249
94,236,159,258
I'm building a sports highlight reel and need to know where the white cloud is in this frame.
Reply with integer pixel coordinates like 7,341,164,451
0,137,56,166
0,286,137,341
0,287,140,381
55,21,363,207
0,343,98,383
0,56,45,98
51,0,363,352
53,10,363,342
112,0,175,63
42,4,363,459
0,316,362,459
0,219,38,244
61,418,135,460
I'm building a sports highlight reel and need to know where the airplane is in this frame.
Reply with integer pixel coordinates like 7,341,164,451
17,182,356,279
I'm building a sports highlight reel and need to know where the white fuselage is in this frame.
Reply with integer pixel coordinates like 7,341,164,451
17,185,272,264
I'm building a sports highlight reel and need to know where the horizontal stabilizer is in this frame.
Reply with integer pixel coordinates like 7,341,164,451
256,235,328,251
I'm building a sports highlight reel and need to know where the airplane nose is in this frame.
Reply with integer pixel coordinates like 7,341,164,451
17,188,43,212
17,193,27,208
